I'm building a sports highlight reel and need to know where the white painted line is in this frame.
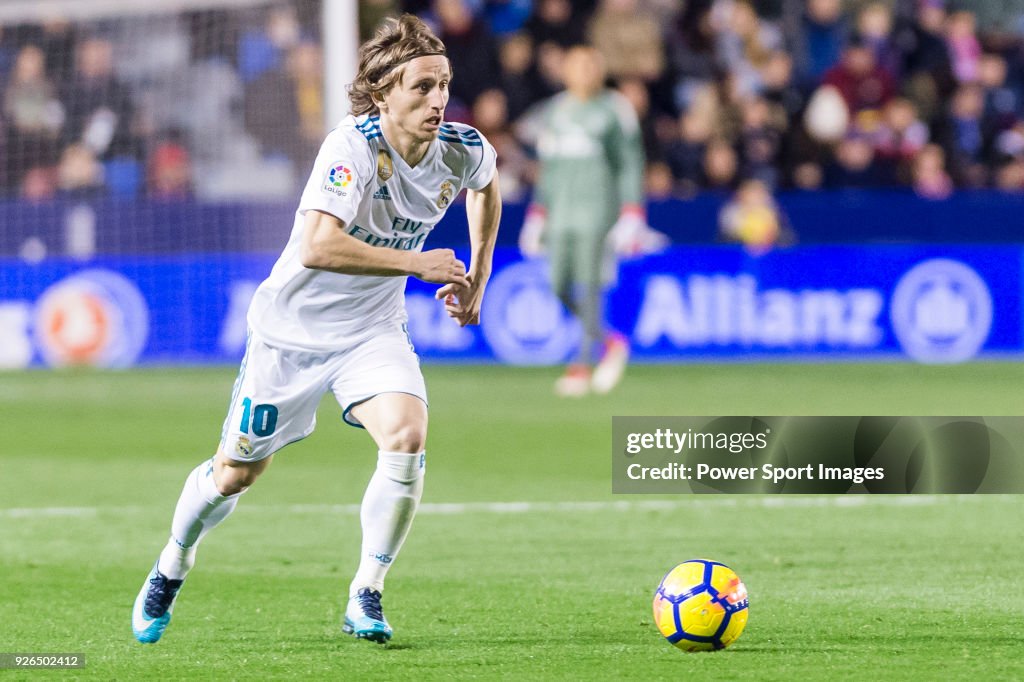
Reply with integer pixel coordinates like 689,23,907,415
1,507,100,518
0,495,1012,520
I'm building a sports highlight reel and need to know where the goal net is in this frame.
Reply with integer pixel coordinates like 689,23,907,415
0,0,333,259
0,0,359,368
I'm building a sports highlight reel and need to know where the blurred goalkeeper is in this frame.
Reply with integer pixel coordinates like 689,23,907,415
519,45,664,397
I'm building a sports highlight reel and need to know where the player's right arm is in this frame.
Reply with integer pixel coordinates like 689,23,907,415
300,209,469,286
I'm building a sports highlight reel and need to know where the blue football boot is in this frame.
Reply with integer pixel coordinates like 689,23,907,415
132,562,184,643
343,587,392,643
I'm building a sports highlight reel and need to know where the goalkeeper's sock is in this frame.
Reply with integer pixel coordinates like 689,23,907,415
577,282,604,365
349,450,425,596
157,458,242,580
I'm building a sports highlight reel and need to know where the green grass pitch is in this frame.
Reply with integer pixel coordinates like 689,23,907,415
1,363,1023,680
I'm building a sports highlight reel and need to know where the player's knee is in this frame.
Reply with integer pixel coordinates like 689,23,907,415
379,422,427,454
215,472,252,496
214,467,256,495
213,451,269,495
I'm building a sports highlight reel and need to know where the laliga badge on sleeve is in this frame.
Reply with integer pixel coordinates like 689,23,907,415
323,161,354,197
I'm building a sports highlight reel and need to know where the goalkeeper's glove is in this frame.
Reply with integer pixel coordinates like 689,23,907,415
518,204,547,258
607,204,670,257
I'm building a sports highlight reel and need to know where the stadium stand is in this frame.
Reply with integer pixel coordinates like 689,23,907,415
5,1,1024,205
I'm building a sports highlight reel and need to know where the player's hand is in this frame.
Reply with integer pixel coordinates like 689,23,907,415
435,274,487,327
414,249,470,286
518,205,546,258
607,208,670,257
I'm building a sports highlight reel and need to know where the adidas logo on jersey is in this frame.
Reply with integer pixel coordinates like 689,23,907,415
373,185,392,201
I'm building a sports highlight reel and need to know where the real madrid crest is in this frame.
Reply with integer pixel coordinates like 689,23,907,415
235,436,254,459
377,149,393,182
436,180,454,209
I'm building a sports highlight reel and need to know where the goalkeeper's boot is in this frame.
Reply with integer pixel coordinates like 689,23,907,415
132,562,184,643
343,587,392,643
554,364,591,397
591,332,630,394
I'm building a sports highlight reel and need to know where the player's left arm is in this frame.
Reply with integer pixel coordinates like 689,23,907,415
609,93,645,221
435,170,502,326
607,92,660,255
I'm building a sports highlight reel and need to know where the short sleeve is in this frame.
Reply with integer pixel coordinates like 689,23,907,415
298,128,373,226
463,133,498,191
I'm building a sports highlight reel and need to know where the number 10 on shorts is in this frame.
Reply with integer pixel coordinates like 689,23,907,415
239,397,279,437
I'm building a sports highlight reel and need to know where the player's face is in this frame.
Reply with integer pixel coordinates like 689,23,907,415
562,48,604,97
381,55,451,141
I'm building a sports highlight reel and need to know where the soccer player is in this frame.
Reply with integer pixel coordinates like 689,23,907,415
518,45,645,397
132,15,500,645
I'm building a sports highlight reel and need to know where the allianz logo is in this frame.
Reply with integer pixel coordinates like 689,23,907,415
911,283,968,338
889,258,992,363
634,274,884,348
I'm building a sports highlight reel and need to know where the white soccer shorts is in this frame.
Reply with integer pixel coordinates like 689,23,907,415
219,323,427,462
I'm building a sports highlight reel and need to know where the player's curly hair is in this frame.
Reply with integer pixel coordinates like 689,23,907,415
348,14,449,116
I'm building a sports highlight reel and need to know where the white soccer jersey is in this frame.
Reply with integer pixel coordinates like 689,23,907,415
247,114,497,351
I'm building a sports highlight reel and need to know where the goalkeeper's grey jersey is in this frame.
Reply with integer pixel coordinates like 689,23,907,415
533,90,644,232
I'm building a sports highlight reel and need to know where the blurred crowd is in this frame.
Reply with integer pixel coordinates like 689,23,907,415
7,0,1024,203
0,3,323,201
403,0,1024,200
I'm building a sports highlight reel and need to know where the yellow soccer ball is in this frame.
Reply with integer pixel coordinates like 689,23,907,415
652,559,749,652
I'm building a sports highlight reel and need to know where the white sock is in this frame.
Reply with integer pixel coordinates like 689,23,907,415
349,450,425,597
157,458,242,580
